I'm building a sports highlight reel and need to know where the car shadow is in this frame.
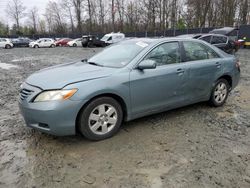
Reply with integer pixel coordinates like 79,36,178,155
38,101,212,144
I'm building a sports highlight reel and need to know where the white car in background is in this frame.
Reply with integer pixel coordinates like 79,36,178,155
67,38,82,47
0,38,14,49
101,32,125,45
29,38,56,48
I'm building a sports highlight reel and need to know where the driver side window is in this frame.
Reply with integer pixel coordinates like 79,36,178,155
144,42,181,66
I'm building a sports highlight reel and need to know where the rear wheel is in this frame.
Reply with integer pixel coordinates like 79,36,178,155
5,44,11,49
34,45,39,48
73,43,77,47
50,44,55,48
209,78,230,107
87,42,94,48
78,97,123,141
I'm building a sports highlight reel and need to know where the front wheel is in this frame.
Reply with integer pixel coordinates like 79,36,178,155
73,43,77,47
78,97,123,141
50,44,55,48
209,79,230,107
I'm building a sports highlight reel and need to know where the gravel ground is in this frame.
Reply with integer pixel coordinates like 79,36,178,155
0,47,250,188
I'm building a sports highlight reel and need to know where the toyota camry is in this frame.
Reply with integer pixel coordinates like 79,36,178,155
19,38,240,140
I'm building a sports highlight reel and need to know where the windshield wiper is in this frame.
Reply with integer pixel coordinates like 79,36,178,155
87,62,103,67
81,59,103,67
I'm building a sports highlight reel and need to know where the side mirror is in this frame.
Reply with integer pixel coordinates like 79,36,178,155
137,59,157,70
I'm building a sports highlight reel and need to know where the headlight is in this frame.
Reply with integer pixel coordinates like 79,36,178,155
34,89,77,102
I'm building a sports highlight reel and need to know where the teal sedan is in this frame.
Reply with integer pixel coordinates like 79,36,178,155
19,38,240,140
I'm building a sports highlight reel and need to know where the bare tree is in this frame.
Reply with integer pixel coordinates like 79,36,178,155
87,0,93,32
111,0,115,31
6,0,26,30
98,0,105,30
45,1,67,33
38,19,46,34
72,0,84,33
28,6,39,33
116,0,125,31
61,0,75,32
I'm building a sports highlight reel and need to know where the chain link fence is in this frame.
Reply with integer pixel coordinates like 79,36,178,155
1,25,250,41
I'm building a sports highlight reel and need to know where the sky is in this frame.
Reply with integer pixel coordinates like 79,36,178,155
0,0,54,24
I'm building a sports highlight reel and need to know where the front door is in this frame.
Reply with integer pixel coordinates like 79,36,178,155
129,42,187,116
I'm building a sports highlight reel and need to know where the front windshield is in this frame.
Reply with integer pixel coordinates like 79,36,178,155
101,35,110,41
88,42,149,68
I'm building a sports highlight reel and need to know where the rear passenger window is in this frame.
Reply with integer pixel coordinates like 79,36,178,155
199,36,211,43
183,41,220,62
144,42,181,66
211,36,227,44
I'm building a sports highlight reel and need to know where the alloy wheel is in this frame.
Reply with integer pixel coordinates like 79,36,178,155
88,104,118,135
214,82,227,104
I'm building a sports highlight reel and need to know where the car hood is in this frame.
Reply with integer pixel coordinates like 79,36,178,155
26,61,115,90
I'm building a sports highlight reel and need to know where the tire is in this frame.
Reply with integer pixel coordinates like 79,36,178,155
73,43,77,47
34,45,39,48
50,44,55,48
78,97,123,141
209,78,230,107
87,42,94,48
5,44,11,49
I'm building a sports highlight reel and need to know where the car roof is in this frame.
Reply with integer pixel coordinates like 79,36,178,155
118,37,216,47
105,32,125,36
177,34,203,38
209,27,237,35
198,33,228,38
177,33,228,39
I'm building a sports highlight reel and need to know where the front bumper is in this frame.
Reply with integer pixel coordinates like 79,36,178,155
18,82,87,136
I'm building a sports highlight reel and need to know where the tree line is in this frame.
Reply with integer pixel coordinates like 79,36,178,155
0,0,249,36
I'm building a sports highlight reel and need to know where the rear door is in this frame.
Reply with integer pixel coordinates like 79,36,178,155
130,42,188,115
45,39,51,47
182,41,223,101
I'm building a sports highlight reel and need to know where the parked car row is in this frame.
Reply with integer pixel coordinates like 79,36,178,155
0,31,241,54
0,32,126,49
177,33,240,54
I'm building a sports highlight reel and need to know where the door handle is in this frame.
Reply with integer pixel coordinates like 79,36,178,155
176,68,185,74
215,62,221,68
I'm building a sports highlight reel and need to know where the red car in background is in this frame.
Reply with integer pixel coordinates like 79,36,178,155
55,38,72,46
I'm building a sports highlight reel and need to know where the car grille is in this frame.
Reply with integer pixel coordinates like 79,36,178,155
20,88,34,101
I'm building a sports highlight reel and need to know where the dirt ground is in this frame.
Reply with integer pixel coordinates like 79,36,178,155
0,47,250,188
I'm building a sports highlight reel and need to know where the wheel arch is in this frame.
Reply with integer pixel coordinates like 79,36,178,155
75,93,128,133
217,74,232,89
